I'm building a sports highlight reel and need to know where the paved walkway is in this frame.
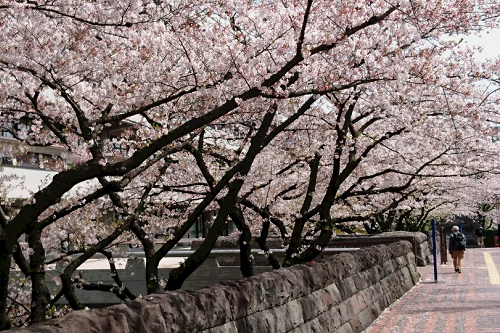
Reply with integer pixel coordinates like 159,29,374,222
364,247,500,333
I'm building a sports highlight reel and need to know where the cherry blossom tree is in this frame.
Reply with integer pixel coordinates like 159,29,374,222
1,0,500,329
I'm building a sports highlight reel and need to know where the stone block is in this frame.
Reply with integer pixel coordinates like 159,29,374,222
358,269,377,287
381,260,395,274
312,286,340,313
235,310,278,332
335,323,354,333
141,293,199,332
324,283,342,304
284,299,305,329
311,306,341,332
213,280,258,319
348,317,364,333
345,294,368,318
351,273,369,291
199,321,238,333
298,293,321,322
266,304,289,332
354,305,379,331
337,301,351,324
356,287,373,309
338,276,357,300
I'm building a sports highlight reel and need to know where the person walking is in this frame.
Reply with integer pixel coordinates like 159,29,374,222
475,226,485,248
449,225,466,273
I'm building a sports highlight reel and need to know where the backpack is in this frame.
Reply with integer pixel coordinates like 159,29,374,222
454,232,467,250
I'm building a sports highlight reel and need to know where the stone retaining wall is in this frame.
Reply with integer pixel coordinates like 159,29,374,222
325,231,432,266
370,231,432,266
11,241,419,333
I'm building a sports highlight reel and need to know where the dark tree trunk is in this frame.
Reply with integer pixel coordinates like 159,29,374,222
145,261,161,294
128,221,161,294
59,272,84,310
229,209,254,277
255,220,281,269
285,154,320,260
0,240,12,331
27,229,51,324
283,227,333,267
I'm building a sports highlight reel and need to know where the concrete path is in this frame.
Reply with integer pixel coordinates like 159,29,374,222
364,247,500,333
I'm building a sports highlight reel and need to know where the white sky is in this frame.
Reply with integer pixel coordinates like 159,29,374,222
463,28,500,61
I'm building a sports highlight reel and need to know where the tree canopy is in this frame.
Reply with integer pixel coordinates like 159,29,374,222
1,0,500,329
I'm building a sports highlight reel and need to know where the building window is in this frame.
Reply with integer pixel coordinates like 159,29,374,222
16,153,40,168
0,124,14,139
188,211,234,238
0,157,13,166
1,120,29,139
39,154,62,170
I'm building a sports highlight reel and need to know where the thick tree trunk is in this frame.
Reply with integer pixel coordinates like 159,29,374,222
229,209,254,277
255,220,281,269
145,260,161,295
238,224,254,278
27,229,51,324
0,240,12,331
283,227,333,267
284,154,320,262
128,221,162,294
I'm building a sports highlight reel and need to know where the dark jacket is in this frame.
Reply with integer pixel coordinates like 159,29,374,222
449,232,465,253
475,228,485,237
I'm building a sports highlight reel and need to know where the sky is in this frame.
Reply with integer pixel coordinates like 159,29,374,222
463,28,500,61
